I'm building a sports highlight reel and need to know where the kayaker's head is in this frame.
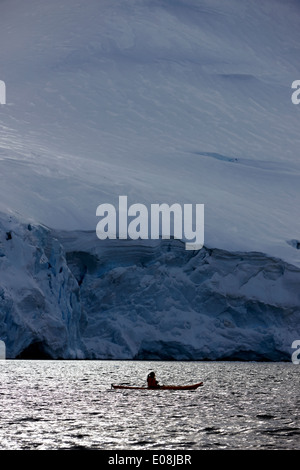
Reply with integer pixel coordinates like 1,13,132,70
148,371,155,378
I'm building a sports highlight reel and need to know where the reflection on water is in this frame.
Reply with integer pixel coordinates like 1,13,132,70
0,360,299,450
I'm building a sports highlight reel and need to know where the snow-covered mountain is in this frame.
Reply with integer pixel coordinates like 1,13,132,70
0,0,299,359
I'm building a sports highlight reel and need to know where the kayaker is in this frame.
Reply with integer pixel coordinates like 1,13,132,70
147,371,160,388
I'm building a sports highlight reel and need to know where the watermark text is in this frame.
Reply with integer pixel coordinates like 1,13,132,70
96,196,204,250
291,80,300,105
291,340,300,364
0,80,6,105
0,340,6,360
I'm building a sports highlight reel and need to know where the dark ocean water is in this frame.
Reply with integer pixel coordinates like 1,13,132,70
0,360,299,450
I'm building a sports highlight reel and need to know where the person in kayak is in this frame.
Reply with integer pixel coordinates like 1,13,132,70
147,371,161,388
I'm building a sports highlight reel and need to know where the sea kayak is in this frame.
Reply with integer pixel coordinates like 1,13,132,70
111,382,203,390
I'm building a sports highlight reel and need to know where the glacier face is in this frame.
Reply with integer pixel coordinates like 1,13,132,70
1,214,299,360
58,230,300,361
0,214,86,359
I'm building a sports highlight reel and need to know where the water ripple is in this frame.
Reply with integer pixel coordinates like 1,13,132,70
0,360,299,450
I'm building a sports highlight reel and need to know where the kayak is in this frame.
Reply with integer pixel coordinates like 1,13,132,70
111,381,203,390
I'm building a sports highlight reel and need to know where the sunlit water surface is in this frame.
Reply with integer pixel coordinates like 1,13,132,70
0,360,299,450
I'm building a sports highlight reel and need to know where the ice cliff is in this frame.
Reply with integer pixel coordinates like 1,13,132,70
0,214,86,358
1,213,299,360
0,0,300,360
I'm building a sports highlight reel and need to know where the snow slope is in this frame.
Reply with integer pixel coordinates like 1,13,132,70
0,0,300,359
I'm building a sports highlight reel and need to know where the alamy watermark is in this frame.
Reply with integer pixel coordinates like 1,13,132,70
0,80,6,105
291,80,300,105
96,196,204,250
291,340,300,364
0,340,6,360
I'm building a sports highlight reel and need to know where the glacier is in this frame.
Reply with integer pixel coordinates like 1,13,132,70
0,213,86,358
59,229,300,361
0,213,299,360
0,0,300,359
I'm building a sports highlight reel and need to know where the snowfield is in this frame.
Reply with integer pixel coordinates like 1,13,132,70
0,0,299,359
